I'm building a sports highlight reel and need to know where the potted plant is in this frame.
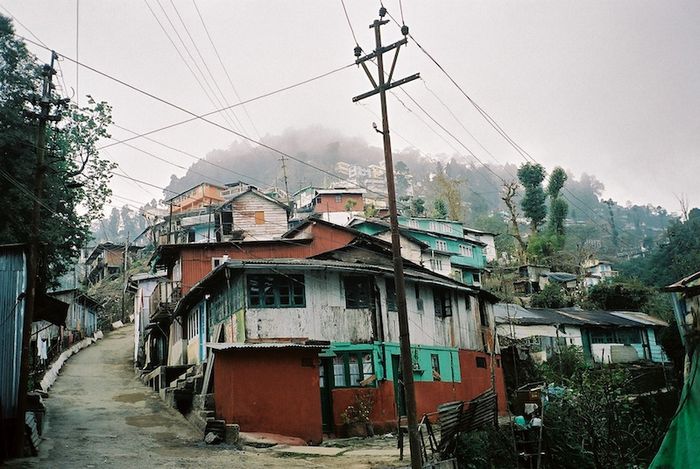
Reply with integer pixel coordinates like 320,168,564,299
340,389,375,437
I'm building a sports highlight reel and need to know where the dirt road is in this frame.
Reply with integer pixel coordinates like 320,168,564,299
9,325,404,468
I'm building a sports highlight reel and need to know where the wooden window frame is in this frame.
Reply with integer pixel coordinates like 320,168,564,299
344,276,372,309
332,351,375,388
247,274,305,308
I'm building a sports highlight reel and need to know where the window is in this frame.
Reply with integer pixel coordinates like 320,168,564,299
429,258,443,271
247,274,305,308
459,244,473,257
478,299,489,327
187,308,200,340
429,222,437,231
220,211,233,235
415,284,424,312
344,276,372,309
335,195,342,203
386,279,397,312
590,330,616,344
187,230,196,243
464,295,472,310
408,219,419,228
435,240,448,251
333,351,374,387
616,329,641,345
476,356,487,368
473,272,481,284
434,288,452,318
431,354,441,381
254,211,265,224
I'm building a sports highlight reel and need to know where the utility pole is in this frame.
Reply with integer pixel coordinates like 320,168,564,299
352,9,421,469
279,155,290,205
15,51,63,456
121,232,129,322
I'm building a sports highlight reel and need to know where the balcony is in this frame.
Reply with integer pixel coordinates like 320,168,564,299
150,281,182,321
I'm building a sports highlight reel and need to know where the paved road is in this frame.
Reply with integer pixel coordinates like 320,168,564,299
9,324,403,468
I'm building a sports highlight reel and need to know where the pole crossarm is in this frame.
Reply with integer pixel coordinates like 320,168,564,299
351,11,422,469
352,72,420,102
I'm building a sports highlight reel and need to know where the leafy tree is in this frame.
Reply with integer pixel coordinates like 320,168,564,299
434,172,462,221
530,282,571,308
517,163,547,235
363,203,378,218
0,16,115,286
344,198,357,212
409,197,425,217
547,167,568,237
620,210,700,288
433,198,448,219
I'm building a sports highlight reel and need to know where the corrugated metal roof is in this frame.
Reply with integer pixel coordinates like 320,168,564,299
0,245,27,420
609,311,668,327
208,342,327,350
494,303,666,328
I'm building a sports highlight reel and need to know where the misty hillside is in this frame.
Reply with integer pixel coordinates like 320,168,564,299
96,127,675,261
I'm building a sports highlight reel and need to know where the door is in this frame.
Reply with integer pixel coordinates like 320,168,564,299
392,354,407,417
319,358,334,433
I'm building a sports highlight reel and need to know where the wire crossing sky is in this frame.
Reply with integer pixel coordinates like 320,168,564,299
3,0,699,213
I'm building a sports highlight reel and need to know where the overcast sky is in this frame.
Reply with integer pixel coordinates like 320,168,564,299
3,0,699,214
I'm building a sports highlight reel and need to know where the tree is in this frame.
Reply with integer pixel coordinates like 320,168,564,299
547,167,568,237
530,283,571,308
620,210,700,288
501,181,527,263
344,198,357,212
434,172,462,221
410,197,425,217
0,16,115,286
433,198,448,219
517,163,547,235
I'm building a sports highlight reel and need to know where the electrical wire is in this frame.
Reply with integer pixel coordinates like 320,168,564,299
191,0,261,140
167,0,248,135
339,0,360,47
110,123,271,188
383,9,635,249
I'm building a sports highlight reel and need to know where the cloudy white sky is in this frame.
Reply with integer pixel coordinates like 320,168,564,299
2,0,699,214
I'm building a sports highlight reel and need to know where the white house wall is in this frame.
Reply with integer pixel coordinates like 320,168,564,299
375,231,424,265
242,271,483,352
231,192,289,240
245,270,373,343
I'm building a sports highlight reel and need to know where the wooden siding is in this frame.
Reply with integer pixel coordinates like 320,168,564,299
178,223,356,293
229,192,288,240
313,193,365,213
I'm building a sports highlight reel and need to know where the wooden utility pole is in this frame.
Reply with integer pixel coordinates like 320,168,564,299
352,9,422,469
121,232,129,322
15,51,62,456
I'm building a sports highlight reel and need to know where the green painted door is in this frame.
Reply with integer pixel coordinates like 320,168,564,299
392,354,407,417
319,358,334,433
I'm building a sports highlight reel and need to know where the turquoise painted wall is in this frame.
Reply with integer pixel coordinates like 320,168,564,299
405,231,486,270
328,342,462,383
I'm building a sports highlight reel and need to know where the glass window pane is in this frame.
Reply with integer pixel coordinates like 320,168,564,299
333,357,346,387
362,353,373,376
349,355,361,386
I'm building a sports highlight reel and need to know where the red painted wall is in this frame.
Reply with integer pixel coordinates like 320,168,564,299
179,223,356,292
213,348,323,443
313,194,365,213
331,350,507,433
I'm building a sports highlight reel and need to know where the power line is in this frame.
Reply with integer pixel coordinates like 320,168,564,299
339,0,360,47
191,0,261,139
110,122,271,188
167,0,248,134
94,61,354,150
383,10,627,243
143,0,239,132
